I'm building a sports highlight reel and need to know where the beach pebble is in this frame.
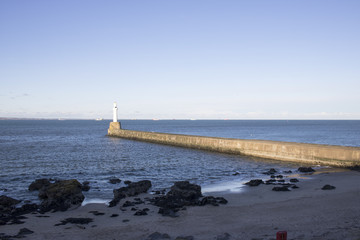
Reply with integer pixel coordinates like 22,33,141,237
290,178,299,183
322,184,336,190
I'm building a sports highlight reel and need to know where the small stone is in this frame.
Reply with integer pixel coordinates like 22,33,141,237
123,219,130,222
322,184,336,190
290,178,299,183
110,214,119,217
124,180,132,185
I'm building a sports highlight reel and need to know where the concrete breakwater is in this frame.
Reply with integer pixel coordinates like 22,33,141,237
108,122,360,167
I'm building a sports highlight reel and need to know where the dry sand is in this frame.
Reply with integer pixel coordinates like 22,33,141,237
1,169,360,240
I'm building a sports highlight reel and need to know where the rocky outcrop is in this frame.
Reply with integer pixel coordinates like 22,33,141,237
28,179,51,191
38,179,84,212
109,180,152,207
245,179,264,187
298,167,315,173
150,181,227,217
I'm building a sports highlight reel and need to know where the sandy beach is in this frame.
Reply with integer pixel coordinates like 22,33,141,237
1,169,360,240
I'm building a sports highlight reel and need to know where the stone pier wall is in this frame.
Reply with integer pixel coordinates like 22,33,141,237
107,122,360,167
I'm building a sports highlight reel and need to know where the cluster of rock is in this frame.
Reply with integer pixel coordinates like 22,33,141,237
244,166,337,192
29,178,85,212
109,180,152,207
107,180,228,217
149,181,227,217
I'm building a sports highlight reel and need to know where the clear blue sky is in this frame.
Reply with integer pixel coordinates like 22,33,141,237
1,0,359,119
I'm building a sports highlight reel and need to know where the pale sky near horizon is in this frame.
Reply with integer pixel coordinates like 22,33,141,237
1,0,359,120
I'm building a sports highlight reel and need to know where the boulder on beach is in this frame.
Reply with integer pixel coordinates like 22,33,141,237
167,181,202,201
38,179,84,212
298,167,315,173
0,195,21,216
151,181,227,217
28,178,51,191
109,180,152,207
109,177,121,184
245,179,264,187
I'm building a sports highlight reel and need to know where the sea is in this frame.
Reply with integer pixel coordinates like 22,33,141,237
0,120,359,204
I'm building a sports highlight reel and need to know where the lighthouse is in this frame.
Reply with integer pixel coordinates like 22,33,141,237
113,102,118,122
108,102,121,134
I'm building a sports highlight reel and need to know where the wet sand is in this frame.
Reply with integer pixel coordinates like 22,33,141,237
1,169,360,240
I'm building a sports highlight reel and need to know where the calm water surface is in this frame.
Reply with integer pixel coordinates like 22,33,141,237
0,120,359,203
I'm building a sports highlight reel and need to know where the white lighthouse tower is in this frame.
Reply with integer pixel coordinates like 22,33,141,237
108,102,121,134
113,102,118,122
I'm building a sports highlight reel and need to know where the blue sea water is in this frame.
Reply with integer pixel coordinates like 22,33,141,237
0,120,359,203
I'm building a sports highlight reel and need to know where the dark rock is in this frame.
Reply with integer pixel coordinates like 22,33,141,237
276,175,283,179
158,207,179,217
265,179,277,185
322,184,336,190
216,233,231,240
55,217,93,226
81,181,90,192
245,179,264,187
0,195,21,212
168,181,202,200
175,236,194,240
199,196,228,206
17,228,34,235
124,180,132,185
131,207,137,211
39,179,84,212
109,180,152,207
263,168,277,175
89,211,105,216
270,175,276,178
272,186,290,191
216,197,228,205
146,232,171,240
277,179,285,183
109,178,121,184
284,170,293,174
292,185,299,189
290,178,299,183
348,165,360,172
110,214,119,217
150,181,202,215
28,179,51,191
298,167,315,173
122,201,135,207
232,172,240,176
134,209,148,216
12,203,38,215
